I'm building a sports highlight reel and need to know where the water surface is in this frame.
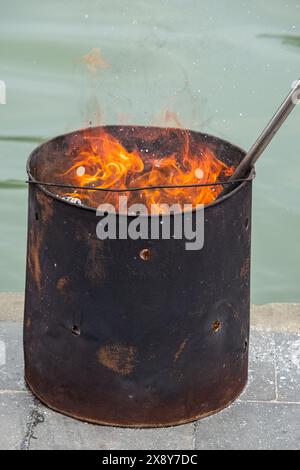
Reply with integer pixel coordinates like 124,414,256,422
0,0,299,302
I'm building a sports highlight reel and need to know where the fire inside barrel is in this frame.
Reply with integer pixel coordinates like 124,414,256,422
50,126,234,212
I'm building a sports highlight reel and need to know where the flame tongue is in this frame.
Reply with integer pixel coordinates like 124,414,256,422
59,128,234,212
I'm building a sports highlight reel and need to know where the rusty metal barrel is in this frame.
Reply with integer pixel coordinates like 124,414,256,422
24,126,252,427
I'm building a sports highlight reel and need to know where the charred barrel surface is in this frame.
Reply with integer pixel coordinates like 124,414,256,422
24,127,252,427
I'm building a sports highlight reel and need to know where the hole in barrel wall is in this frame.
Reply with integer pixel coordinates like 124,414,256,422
140,248,151,261
245,217,249,230
244,339,248,352
35,212,39,221
212,320,221,332
72,325,81,336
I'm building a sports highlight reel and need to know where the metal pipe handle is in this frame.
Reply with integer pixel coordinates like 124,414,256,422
219,80,300,198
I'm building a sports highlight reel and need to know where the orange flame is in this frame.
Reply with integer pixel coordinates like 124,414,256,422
80,48,109,74
59,128,233,213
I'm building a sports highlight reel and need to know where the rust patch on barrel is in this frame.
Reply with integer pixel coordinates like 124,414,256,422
57,276,69,291
174,338,188,362
240,256,250,282
85,238,106,283
36,190,53,221
28,229,42,291
28,192,54,291
97,343,136,375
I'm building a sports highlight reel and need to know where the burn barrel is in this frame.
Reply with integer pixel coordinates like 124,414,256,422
24,126,252,427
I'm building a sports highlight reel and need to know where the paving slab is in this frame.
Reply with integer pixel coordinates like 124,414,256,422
0,298,299,450
195,402,300,450
29,405,195,450
0,322,25,391
275,332,300,402
239,330,276,402
0,392,34,450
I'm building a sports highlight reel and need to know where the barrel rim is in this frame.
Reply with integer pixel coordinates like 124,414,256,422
26,125,254,217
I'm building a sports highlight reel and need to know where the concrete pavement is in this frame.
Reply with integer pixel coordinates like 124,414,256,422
0,294,299,450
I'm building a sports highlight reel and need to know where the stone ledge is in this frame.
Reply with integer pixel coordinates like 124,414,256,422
251,303,300,332
0,293,299,332
0,293,24,322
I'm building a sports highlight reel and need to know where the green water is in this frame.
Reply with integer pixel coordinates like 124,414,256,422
0,0,299,303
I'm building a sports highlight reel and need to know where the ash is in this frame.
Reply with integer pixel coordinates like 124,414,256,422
59,195,83,205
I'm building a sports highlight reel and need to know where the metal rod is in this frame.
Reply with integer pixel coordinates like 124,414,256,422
218,80,300,198
26,174,255,192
